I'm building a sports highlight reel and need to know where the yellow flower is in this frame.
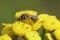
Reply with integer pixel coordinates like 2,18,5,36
45,33,53,40
15,10,38,19
23,23,32,32
0,34,12,40
43,15,60,31
2,23,12,28
12,21,32,36
54,29,60,40
1,25,14,37
25,31,41,40
12,21,24,36
38,14,49,22
32,20,42,31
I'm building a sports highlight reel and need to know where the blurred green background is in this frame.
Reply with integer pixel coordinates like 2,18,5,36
0,0,60,39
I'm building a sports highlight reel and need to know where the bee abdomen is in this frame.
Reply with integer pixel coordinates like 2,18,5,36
31,16,38,23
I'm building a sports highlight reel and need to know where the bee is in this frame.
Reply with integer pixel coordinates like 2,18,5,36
17,14,38,23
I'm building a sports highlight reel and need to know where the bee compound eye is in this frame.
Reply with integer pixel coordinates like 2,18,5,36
17,14,26,21
21,14,26,20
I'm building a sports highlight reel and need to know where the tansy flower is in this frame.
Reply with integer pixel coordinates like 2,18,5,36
12,21,32,36
2,23,12,28
32,20,42,31
54,29,60,40
45,33,53,40
38,14,49,22
43,15,60,31
23,23,32,32
15,10,38,19
1,25,15,38
0,34,12,40
25,31,41,40
12,21,24,36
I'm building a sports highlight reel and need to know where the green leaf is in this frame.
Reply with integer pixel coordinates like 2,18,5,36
37,27,46,40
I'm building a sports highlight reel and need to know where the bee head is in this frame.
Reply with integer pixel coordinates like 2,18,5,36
17,14,30,21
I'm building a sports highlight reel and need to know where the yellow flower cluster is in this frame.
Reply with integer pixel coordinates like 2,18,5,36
38,14,60,31
38,14,60,40
0,10,60,40
1,23,15,39
43,16,60,31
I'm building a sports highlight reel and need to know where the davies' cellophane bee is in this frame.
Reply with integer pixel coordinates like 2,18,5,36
17,13,38,23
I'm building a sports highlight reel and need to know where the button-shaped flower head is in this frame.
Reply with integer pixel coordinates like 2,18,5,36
0,34,12,40
25,31,41,40
13,21,32,36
